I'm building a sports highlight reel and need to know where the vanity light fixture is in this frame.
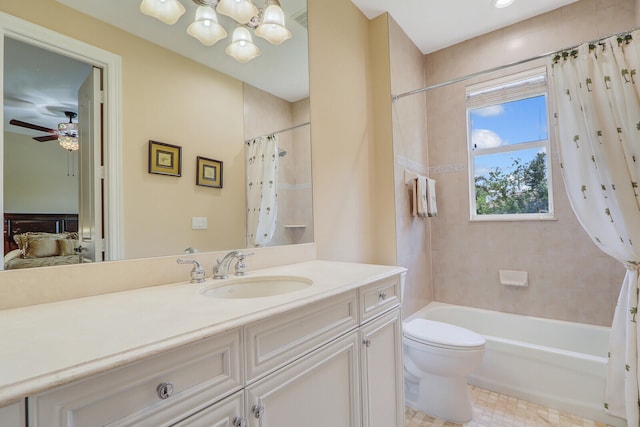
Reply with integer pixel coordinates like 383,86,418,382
225,26,261,62
140,0,186,25
493,0,515,8
139,0,292,62
187,5,227,46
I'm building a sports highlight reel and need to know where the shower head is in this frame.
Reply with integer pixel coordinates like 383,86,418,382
278,149,287,157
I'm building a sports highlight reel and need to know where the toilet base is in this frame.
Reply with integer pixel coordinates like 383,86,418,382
405,371,473,423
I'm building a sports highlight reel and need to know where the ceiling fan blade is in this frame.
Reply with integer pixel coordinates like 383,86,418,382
9,119,56,134
33,135,59,142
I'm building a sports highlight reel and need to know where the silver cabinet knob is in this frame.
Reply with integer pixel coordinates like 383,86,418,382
232,417,246,427
156,382,174,400
363,339,372,347
379,292,387,300
252,405,265,419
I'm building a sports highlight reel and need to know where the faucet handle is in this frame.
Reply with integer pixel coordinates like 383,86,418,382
234,252,255,276
177,258,206,283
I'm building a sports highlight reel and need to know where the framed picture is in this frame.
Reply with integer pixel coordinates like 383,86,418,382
196,156,223,188
148,140,181,177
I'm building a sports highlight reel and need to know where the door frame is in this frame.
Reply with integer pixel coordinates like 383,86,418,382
0,11,123,260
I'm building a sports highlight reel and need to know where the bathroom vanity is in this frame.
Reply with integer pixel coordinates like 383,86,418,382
0,260,405,427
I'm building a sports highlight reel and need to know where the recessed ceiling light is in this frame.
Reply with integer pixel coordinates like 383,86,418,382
494,0,514,8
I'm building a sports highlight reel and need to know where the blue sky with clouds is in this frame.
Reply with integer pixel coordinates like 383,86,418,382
470,95,548,176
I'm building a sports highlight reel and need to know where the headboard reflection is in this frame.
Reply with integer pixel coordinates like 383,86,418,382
4,213,78,254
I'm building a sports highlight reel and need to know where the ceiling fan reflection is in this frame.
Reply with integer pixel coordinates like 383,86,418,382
9,111,78,144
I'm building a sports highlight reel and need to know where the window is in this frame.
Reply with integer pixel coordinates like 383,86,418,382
466,67,553,221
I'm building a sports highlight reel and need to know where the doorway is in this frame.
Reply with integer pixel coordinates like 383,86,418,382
0,11,123,266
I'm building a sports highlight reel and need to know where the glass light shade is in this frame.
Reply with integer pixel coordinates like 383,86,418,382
58,121,78,135
254,4,291,45
225,26,260,63
140,0,185,25
59,136,79,151
187,6,227,46
493,0,514,8
216,0,258,24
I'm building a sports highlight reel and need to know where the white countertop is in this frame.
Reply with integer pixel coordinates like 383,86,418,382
0,260,405,406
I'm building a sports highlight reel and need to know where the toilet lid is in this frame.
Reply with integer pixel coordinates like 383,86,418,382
403,318,485,349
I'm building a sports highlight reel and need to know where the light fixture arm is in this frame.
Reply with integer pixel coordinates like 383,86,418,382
193,0,217,6
246,0,281,29
189,0,281,29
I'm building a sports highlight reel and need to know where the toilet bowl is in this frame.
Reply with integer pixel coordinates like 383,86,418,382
403,318,485,423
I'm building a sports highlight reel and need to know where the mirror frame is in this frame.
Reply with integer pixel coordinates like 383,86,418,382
0,11,124,263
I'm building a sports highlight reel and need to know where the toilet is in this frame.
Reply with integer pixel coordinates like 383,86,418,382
403,318,486,423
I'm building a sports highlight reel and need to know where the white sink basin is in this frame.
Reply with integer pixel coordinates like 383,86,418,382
201,276,313,299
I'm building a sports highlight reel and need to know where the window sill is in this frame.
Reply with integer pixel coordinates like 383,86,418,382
470,214,557,222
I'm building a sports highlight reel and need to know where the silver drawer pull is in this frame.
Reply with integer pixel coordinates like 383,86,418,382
233,416,247,427
252,405,265,419
379,292,387,300
156,382,174,400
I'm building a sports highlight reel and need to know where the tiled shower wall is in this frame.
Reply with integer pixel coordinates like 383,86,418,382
421,0,634,326
389,17,434,317
243,84,313,247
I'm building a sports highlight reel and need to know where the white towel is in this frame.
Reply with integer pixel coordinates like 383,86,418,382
426,177,438,217
416,176,428,218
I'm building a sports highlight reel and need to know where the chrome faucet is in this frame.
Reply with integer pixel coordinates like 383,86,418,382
213,250,254,279
176,258,206,283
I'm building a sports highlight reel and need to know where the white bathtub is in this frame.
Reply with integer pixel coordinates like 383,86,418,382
410,302,625,427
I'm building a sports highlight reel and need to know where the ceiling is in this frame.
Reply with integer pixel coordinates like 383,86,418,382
4,0,579,136
350,0,579,54
4,38,92,139
57,0,309,103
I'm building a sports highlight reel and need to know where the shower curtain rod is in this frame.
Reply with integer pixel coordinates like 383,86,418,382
245,121,311,143
391,26,640,103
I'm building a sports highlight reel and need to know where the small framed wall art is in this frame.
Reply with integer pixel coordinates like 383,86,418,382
196,156,223,188
148,140,182,177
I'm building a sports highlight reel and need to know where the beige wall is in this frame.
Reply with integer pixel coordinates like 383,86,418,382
308,0,380,263
1,0,246,260
425,0,634,325
4,132,78,214
387,16,433,317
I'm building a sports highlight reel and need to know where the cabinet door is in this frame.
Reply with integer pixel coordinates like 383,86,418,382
361,308,404,427
0,400,25,427
172,390,245,427
246,332,361,427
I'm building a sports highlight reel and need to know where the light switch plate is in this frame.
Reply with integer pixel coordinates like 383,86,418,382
192,217,208,230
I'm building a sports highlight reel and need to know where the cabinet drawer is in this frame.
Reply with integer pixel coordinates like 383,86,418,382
172,390,244,427
359,275,401,323
29,329,243,427
245,290,358,382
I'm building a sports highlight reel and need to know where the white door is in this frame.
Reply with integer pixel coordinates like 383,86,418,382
246,332,361,427
360,308,405,427
77,67,103,262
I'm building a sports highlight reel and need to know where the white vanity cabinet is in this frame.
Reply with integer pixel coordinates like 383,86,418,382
0,400,25,426
358,275,404,427
360,308,404,427
245,332,361,427
23,270,406,427
171,390,245,427
28,329,243,427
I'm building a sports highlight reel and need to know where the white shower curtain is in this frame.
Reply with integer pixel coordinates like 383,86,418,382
550,31,640,425
246,135,279,247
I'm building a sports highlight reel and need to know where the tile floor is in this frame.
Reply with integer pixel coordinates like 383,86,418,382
404,386,611,427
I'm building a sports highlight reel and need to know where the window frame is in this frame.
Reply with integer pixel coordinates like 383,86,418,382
466,67,555,222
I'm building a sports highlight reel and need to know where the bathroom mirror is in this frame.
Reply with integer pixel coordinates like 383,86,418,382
1,0,312,269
